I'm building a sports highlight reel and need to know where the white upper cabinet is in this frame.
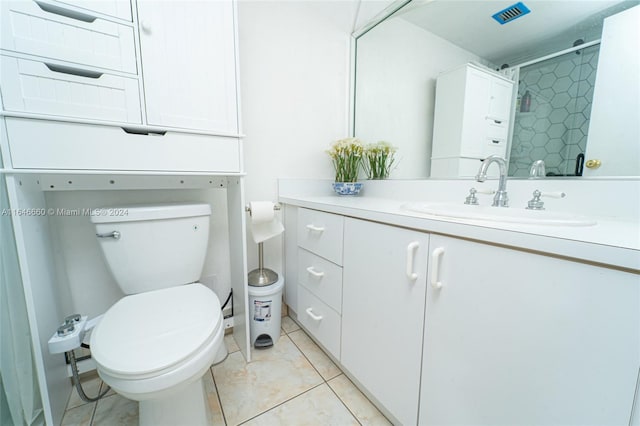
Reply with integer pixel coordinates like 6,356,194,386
137,0,239,134
431,63,514,177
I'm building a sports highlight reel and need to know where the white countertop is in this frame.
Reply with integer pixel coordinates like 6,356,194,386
279,179,640,272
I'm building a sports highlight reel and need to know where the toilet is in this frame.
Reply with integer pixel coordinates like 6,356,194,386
89,203,223,426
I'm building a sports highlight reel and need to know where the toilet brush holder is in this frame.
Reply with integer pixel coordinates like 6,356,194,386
248,241,278,287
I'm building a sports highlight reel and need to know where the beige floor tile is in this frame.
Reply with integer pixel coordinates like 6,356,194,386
288,330,341,381
243,384,359,426
203,369,226,425
224,333,240,354
328,374,391,426
280,316,300,334
212,335,323,426
67,372,102,410
92,394,138,426
61,402,95,426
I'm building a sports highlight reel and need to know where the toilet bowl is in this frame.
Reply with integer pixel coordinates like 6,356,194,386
89,203,223,425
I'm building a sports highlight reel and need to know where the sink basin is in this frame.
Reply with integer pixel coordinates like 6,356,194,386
401,202,597,226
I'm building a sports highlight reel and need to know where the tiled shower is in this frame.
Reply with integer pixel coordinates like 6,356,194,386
509,44,599,177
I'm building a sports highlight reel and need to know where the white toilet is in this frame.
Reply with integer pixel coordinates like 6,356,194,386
89,203,223,426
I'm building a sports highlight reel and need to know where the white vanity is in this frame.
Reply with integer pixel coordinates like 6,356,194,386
280,178,640,425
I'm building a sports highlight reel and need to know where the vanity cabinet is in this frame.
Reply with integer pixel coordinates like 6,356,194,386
295,208,344,359
282,203,639,425
137,0,238,134
420,234,640,425
431,63,514,178
341,217,429,425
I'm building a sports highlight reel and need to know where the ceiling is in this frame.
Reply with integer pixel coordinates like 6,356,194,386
398,0,635,65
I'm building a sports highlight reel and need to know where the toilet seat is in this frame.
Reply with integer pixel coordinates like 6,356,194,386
91,283,222,382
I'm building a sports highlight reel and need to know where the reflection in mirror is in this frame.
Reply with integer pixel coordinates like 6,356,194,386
353,0,639,179
510,43,599,177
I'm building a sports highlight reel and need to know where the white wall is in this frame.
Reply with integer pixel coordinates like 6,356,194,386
355,17,483,179
238,1,360,275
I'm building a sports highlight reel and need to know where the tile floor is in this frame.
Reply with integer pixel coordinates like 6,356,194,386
61,316,391,425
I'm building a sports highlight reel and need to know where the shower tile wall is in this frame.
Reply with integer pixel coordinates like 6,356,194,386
509,45,599,176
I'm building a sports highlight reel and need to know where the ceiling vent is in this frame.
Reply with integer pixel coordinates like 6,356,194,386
492,2,531,25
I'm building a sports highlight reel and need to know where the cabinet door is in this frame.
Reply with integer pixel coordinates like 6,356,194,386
488,77,514,121
137,0,238,133
460,69,492,158
420,235,640,425
342,218,429,425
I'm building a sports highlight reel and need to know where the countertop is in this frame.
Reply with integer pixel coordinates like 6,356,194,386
279,180,640,272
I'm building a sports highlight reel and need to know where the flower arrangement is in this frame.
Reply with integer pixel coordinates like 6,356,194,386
362,141,397,180
326,137,364,182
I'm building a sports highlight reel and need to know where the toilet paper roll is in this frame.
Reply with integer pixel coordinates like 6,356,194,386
250,201,284,243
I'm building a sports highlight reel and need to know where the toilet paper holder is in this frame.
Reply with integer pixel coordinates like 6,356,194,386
245,203,281,287
244,203,281,214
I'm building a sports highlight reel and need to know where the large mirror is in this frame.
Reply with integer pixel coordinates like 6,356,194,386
353,0,639,179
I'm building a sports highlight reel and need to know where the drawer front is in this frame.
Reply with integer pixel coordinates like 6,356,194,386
297,285,341,360
5,118,241,172
484,136,508,157
486,119,509,140
1,1,136,73
297,208,344,265
1,54,141,123
298,248,342,314
55,0,132,21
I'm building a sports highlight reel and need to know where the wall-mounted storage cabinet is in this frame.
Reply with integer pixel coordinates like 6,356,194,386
137,0,238,134
0,0,242,173
431,63,514,178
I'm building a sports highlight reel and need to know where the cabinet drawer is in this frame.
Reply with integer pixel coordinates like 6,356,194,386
297,285,341,359
5,118,241,172
298,248,342,314
1,54,141,124
485,137,508,157
297,208,344,265
55,0,132,21
1,1,136,73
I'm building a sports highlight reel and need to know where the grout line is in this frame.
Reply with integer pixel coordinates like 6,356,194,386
235,382,327,426
209,367,229,426
325,378,364,426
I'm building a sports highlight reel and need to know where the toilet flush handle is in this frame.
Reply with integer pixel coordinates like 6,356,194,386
96,231,120,240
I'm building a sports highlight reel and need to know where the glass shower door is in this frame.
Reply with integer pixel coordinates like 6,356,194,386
509,44,599,177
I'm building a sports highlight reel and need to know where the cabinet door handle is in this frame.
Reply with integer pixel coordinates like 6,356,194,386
430,247,445,289
305,307,323,321
45,63,102,79
406,241,420,281
34,1,97,23
140,19,152,34
121,127,167,136
306,224,325,233
306,267,325,278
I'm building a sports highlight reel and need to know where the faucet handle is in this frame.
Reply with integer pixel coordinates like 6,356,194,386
526,190,566,210
464,187,495,205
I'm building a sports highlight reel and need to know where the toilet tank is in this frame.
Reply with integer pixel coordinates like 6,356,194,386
90,203,211,295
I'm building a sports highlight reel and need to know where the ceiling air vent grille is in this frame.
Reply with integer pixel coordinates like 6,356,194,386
492,2,531,25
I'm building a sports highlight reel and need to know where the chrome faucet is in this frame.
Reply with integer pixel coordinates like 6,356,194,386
529,160,546,178
475,155,509,207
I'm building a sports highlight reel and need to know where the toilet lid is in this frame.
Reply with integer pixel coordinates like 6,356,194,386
91,283,221,377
